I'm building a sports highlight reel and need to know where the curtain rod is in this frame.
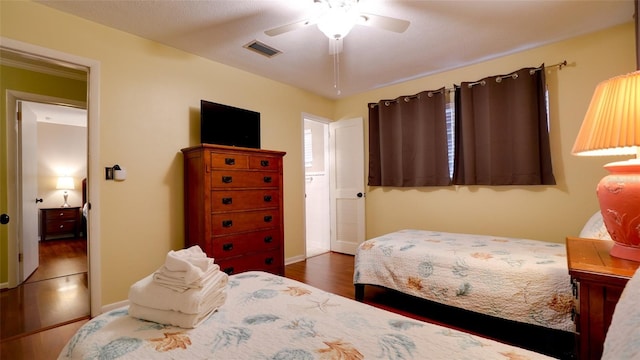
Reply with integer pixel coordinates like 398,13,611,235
370,60,569,108
466,60,568,88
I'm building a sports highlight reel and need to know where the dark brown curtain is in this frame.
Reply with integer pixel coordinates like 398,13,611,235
368,89,451,186
452,66,556,185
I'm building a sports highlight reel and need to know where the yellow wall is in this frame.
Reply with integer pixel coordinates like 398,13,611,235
1,1,333,305
1,0,636,306
336,22,636,242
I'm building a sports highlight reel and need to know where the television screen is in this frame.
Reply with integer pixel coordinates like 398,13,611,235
200,100,260,149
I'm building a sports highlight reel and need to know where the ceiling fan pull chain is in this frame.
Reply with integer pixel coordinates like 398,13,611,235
332,39,342,95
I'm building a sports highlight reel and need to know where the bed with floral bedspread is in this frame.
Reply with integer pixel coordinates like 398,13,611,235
59,271,552,359
354,229,575,333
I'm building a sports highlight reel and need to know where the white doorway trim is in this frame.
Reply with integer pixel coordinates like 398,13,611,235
2,37,102,316
302,113,331,258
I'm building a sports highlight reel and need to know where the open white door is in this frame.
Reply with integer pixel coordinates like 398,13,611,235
18,101,39,282
329,117,365,255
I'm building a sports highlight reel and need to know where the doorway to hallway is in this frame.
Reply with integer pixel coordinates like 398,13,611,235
303,116,330,257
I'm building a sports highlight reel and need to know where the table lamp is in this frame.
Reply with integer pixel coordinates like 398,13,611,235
56,176,75,208
572,70,640,261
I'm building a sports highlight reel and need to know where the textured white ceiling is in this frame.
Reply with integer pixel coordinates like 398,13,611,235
36,0,635,99
23,101,87,127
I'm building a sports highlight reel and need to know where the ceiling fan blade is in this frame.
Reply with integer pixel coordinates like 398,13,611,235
265,18,318,37
358,13,410,33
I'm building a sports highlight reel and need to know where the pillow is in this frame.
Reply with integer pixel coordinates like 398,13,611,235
602,268,640,359
579,211,612,240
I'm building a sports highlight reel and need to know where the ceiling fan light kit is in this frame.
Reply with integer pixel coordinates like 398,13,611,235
316,0,359,40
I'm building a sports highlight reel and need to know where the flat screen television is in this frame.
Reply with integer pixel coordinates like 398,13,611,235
200,100,261,149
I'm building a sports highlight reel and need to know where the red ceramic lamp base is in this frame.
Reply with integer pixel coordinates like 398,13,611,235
597,159,640,263
610,242,640,262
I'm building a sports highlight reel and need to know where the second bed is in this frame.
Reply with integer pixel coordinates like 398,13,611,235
354,229,575,333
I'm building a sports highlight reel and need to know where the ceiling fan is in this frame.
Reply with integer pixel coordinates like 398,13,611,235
265,0,409,95
264,0,410,44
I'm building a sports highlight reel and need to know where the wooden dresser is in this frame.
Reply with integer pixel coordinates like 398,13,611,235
181,144,286,276
40,207,81,241
566,237,640,360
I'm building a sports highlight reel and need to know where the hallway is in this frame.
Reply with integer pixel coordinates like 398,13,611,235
0,238,89,341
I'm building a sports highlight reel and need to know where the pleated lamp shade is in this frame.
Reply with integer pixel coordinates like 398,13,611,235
572,70,640,157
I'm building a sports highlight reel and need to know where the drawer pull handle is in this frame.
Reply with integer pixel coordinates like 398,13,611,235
263,176,272,183
265,257,274,265
59,225,64,229
264,215,272,223
223,267,234,275
264,236,273,243
263,195,272,202
222,243,233,251
59,212,65,216
222,197,233,205
260,160,269,167
222,176,233,183
222,220,233,228
225,158,235,165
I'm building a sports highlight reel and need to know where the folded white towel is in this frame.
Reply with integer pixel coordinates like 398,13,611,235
154,249,214,285
128,292,226,329
164,245,211,273
153,263,221,292
129,272,228,314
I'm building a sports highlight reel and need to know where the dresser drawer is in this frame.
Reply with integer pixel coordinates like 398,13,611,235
211,189,280,211
212,210,280,235
206,229,281,260
215,248,283,276
249,156,280,171
211,171,279,188
46,208,78,220
45,220,77,234
210,153,249,169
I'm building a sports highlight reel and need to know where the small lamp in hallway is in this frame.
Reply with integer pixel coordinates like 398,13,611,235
56,176,75,208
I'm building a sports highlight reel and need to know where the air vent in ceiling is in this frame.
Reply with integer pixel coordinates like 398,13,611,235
244,40,281,58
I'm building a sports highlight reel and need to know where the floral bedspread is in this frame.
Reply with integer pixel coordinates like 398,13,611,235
354,229,575,332
59,271,552,359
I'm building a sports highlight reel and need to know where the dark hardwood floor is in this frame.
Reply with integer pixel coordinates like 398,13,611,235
0,237,89,357
1,250,575,359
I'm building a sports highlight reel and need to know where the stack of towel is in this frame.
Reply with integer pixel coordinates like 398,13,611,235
128,245,228,328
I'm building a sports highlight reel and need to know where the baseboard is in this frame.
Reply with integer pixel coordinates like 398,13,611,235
0,282,8,290
285,254,305,265
101,299,129,313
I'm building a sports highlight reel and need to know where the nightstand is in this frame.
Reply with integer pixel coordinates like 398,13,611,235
40,207,81,241
566,236,640,360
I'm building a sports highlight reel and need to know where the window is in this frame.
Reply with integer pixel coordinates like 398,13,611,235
304,128,312,168
445,93,455,179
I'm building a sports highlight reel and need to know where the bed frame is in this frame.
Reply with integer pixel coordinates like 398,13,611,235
356,282,575,359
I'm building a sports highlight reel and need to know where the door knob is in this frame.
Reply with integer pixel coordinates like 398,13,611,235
36,198,43,203
0,214,9,225
357,192,363,198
